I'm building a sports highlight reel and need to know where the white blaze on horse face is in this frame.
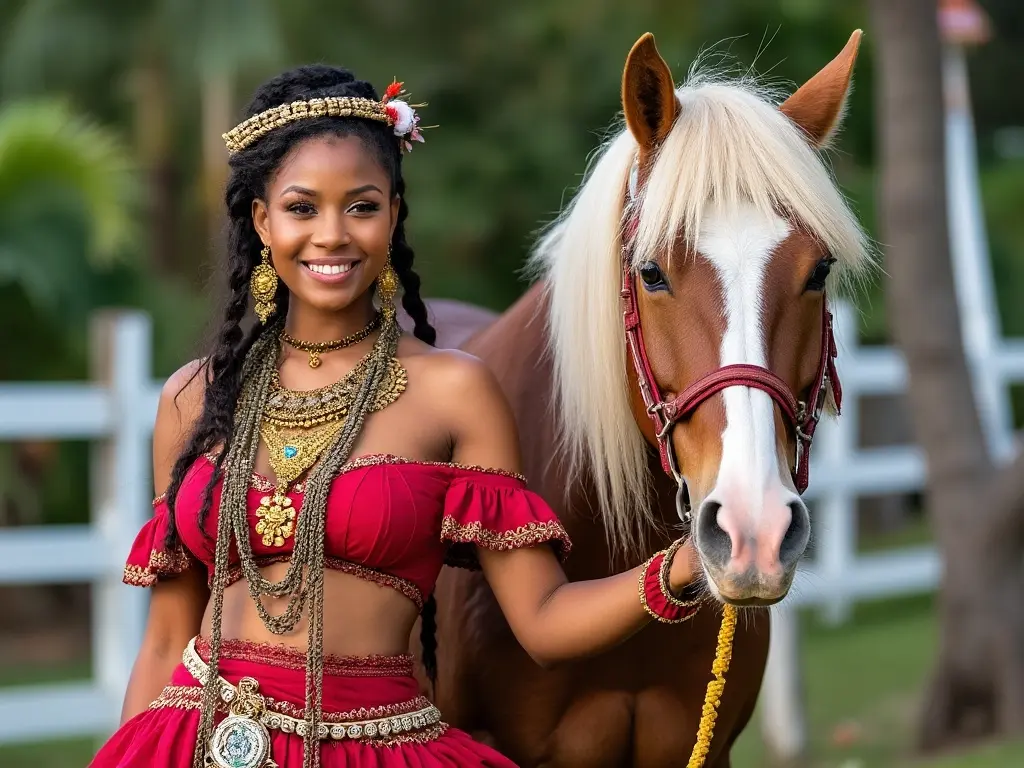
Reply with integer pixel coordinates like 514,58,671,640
697,202,795,557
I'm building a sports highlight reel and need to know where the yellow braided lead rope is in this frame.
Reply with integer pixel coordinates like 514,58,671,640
687,603,738,768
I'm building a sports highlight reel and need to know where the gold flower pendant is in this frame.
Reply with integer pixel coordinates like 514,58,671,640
255,488,295,547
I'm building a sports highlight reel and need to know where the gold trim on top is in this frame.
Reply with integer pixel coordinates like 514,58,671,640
201,451,527,487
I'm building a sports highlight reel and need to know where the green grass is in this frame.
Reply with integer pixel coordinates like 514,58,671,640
0,739,98,768
919,740,1024,767
1,601,1023,767
732,595,1024,767
0,659,98,768
858,517,933,554
0,660,91,688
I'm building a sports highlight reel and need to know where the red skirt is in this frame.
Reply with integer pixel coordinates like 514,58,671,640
89,638,516,767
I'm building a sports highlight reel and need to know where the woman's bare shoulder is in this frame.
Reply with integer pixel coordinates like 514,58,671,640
152,359,209,492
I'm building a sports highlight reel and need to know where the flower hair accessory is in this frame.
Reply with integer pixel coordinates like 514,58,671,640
222,78,429,155
381,80,427,153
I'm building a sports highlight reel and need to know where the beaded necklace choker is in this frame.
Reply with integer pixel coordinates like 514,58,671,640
280,312,381,369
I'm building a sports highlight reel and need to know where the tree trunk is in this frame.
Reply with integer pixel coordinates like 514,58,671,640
201,71,232,264
869,0,1024,750
132,58,179,274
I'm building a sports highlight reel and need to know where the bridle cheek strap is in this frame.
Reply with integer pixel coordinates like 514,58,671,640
621,254,840,498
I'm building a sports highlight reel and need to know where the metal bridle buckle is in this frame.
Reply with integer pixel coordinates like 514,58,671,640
647,401,675,441
811,379,829,424
663,432,692,530
675,481,692,533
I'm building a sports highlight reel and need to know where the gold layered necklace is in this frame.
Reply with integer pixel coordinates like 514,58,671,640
195,257,407,768
255,348,407,547
280,313,381,368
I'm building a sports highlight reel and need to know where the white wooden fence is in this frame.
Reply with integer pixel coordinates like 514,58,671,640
758,304,1023,758
0,312,157,744
2,298,1021,747
756,29,1022,760
788,300,1024,616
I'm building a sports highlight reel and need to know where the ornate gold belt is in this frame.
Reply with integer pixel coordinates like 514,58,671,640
179,637,443,768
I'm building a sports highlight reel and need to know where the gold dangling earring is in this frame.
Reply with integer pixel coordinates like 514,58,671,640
377,245,400,320
251,246,279,324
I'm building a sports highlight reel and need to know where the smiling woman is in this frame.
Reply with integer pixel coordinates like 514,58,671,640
252,143,399,320
87,63,707,768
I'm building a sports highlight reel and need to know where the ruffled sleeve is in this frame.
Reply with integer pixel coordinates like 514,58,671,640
122,495,196,587
441,471,572,570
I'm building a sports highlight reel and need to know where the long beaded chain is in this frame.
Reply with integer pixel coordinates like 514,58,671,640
254,352,406,551
193,312,403,768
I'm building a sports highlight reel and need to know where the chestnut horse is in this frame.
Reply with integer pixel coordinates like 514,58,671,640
429,31,870,767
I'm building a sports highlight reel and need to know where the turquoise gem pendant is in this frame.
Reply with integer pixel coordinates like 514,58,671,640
282,445,299,459
208,715,272,768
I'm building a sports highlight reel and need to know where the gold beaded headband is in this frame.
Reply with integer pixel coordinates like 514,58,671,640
222,80,427,155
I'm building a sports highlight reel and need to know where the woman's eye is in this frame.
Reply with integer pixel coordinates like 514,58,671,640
805,256,837,292
349,201,380,214
639,262,668,291
288,202,316,215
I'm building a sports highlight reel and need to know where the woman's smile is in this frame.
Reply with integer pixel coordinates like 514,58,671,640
300,257,362,284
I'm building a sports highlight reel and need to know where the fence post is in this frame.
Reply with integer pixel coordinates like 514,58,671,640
941,34,1016,463
816,300,858,625
90,311,152,730
761,603,807,764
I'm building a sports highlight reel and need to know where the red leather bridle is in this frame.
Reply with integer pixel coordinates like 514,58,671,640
620,167,842,522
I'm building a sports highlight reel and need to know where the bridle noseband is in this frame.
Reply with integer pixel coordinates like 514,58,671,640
620,167,842,527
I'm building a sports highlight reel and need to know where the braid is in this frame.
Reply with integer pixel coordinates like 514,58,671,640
390,182,436,346
386,180,441,686
163,177,278,547
420,596,439,686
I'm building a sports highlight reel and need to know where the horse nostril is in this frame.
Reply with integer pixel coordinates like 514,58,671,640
695,499,730,568
778,499,810,569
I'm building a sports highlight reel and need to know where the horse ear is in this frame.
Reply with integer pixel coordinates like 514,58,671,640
622,33,680,154
780,30,863,147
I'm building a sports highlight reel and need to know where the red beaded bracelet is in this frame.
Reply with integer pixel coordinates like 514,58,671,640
638,538,702,624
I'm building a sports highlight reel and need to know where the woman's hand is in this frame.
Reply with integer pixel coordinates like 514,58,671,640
667,537,703,595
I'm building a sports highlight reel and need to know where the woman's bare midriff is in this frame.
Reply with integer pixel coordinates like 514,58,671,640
200,562,422,657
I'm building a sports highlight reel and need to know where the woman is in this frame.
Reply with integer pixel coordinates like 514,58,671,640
91,65,703,768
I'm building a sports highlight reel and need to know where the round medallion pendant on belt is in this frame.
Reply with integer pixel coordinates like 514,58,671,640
208,715,272,768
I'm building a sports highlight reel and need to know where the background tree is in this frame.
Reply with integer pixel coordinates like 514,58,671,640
870,0,1024,749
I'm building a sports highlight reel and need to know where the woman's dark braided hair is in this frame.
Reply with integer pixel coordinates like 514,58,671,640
162,64,440,685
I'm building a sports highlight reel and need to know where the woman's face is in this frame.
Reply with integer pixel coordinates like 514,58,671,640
252,134,399,317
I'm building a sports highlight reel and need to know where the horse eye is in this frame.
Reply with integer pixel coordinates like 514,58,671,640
805,256,837,292
639,262,667,291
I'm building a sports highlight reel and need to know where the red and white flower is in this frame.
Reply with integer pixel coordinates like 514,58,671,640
382,79,427,152
387,100,417,136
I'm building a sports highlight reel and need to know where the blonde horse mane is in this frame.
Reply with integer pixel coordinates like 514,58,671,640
527,67,871,558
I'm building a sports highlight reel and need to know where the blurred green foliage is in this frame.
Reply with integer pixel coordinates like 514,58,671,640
0,1,1022,763
0,0,1021,508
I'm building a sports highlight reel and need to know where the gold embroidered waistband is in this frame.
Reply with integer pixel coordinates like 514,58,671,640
179,637,443,742
193,635,416,677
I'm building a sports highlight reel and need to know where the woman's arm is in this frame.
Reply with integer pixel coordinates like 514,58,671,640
120,569,208,722
477,541,699,667
436,352,701,668
120,361,210,722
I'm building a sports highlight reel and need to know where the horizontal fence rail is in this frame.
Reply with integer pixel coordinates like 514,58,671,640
0,301,1020,745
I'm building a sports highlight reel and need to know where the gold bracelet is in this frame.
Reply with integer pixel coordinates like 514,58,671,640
638,546,700,624
658,537,704,609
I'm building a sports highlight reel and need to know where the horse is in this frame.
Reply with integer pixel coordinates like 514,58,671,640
427,30,871,767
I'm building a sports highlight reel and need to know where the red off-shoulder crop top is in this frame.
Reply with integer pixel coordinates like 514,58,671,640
123,453,571,609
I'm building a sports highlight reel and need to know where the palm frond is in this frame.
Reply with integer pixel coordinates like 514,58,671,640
0,99,141,266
